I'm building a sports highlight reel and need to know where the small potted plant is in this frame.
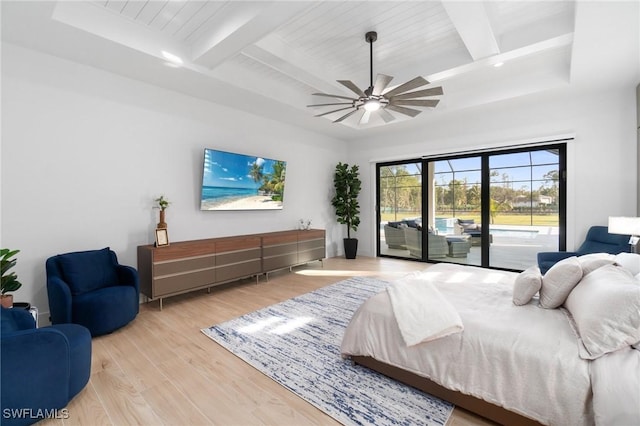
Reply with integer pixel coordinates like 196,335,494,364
154,195,170,229
1,249,22,308
331,162,361,259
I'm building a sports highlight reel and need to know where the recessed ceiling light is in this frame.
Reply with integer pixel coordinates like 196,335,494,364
161,51,183,65
493,62,504,68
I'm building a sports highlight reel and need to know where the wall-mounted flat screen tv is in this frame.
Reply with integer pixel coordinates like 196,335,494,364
200,148,287,211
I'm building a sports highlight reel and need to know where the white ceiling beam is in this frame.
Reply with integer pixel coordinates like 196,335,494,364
441,1,500,60
426,33,573,83
241,45,339,95
250,34,351,94
52,1,188,61
190,2,311,70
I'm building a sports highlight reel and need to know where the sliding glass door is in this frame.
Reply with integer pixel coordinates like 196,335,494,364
488,149,563,269
377,143,566,271
431,157,483,265
378,162,422,260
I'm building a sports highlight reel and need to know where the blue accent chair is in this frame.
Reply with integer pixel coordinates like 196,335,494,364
537,226,630,274
46,247,139,337
1,307,91,426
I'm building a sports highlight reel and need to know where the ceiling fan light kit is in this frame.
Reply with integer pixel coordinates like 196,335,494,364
308,31,443,125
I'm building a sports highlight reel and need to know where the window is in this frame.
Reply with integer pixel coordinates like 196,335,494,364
377,143,567,271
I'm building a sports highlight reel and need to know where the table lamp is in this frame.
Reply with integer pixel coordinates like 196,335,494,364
608,216,640,253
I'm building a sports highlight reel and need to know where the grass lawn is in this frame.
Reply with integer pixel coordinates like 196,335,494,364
381,212,559,227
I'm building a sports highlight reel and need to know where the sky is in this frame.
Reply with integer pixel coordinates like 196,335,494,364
385,150,559,186
201,149,284,189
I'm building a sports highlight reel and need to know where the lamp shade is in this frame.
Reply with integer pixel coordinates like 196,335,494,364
608,217,640,235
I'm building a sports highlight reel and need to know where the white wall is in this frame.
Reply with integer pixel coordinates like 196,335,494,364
348,86,638,258
637,83,640,215
1,43,347,320
3,40,637,321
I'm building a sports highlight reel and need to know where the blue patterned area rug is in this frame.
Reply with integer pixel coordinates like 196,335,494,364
201,276,453,426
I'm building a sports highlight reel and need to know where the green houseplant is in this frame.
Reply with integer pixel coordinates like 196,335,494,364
1,249,22,308
154,195,170,229
331,162,362,259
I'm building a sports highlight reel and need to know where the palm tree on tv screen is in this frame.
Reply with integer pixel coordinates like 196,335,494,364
249,161,264,194
260,161,286,201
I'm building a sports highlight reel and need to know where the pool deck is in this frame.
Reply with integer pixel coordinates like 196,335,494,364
380,225,559,270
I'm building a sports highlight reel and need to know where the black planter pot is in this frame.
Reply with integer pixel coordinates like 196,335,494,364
344,238,358,259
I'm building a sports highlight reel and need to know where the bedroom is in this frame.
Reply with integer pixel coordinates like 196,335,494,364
1,1,638,425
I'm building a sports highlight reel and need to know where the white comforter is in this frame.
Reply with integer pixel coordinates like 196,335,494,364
387,275,463,346
341,264,594,425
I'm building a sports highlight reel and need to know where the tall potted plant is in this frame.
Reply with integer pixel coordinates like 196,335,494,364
1,249,22,308
331,162,361,259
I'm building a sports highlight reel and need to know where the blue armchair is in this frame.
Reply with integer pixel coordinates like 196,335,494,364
1,307,91,426
46,247,139,336
537,226,630,274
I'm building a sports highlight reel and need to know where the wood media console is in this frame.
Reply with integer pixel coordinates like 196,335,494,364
137,229,325,309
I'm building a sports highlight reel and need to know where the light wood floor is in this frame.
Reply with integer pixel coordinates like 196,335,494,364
41,256,494,426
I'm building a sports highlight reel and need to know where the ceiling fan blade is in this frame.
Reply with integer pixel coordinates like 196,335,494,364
312,93,358,101
382,76,429,98
359,110,372,125
390,86,443,100
334,108,360,123
307,102,354,107
372,74,393,96
389,99,440,107
337,80,366,97
385,105,423,118
378,108,396,123
315,106,354,117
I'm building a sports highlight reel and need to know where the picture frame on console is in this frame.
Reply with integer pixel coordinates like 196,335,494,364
155,228,169,247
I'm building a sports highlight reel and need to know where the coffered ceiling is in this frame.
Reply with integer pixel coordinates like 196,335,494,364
2,1,638,140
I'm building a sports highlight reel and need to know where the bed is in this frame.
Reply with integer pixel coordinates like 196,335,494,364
340,262,640,426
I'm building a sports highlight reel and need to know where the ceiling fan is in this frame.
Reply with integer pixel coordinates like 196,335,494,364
307,31,443,125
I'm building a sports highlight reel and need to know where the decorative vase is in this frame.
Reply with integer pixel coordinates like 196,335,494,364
157,209,167,229
1,294,14,308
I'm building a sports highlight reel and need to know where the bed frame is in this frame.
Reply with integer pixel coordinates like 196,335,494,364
351,356,543,426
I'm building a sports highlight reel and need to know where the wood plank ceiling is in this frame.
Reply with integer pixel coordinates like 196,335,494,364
17,1,578,130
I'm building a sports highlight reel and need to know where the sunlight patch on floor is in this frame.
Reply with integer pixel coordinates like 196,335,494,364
237,316,315,335
270,316,313,335
295,269,422,278
238,316,283,333
295,269,380,277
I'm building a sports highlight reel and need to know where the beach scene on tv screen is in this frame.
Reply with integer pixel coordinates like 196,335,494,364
201,149,286,210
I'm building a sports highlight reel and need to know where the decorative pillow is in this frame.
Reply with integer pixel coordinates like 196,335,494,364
615,252,640,276
564,265,640,359
513,265,542,306
539,256,582,309
578,253,616,276
58,247,118,295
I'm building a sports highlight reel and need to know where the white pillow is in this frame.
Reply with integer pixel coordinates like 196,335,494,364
564,265,640,359
615,252,640,276
578,253,616,276
513,265,542,306
540,256,583,309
